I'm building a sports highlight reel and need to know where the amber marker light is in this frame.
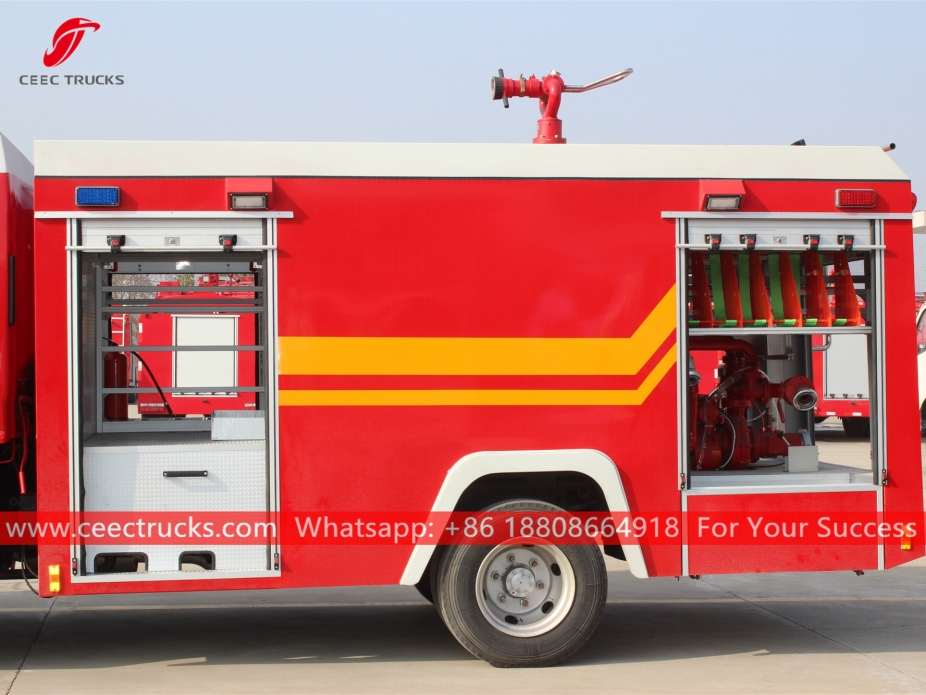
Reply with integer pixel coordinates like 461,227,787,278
48,564,61,593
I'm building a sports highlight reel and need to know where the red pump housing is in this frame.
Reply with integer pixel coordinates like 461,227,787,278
689,337,818,470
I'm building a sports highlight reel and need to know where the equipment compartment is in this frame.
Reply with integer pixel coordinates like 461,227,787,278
677,217,883,488
67,229,279,580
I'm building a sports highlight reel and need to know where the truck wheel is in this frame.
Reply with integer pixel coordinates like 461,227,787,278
842,417,870,438
433,500,607,668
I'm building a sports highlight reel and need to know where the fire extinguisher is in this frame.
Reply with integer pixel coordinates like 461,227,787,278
103,351,128,421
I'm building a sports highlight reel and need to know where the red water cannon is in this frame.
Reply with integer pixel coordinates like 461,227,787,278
491,68,632,143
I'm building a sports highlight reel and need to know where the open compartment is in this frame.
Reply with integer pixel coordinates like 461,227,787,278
677,217,883,489
67,218,278,578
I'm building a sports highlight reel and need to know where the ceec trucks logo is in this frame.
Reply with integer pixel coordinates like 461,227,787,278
43,17,100,67
19,18,124,86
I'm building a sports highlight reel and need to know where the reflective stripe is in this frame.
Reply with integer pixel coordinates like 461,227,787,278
278,287,676,377
279,347,676,406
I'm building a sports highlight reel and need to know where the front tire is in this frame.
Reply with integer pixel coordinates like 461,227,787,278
433,500,607,668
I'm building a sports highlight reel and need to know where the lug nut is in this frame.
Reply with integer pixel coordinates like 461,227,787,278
529,559,539,568
507,554,516,563
491,571,500,581
498,594,507,603
537,582,545,590
520,599,529,607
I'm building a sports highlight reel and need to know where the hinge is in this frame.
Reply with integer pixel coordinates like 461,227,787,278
881,469,888,486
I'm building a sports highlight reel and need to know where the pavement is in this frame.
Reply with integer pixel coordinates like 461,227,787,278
0,424,923,695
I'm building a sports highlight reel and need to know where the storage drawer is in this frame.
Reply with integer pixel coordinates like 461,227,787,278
83,441,267,513
81,433,269,574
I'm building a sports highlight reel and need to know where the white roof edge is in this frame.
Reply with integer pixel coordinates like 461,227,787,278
34,141,910,181
0,133,34,183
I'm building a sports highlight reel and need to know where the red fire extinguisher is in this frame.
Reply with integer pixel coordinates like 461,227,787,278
103,351,128,421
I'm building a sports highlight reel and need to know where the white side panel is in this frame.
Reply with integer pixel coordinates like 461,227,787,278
0,132,34,182
688,218,872,250
34,141,909,181
913,210,926,234
399,449,649,584
824,334,870,399
80,218,263,250
174,316,237,391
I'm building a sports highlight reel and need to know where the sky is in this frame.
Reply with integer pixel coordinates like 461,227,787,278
3,1,926,281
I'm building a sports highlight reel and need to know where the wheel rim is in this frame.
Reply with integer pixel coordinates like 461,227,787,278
474,542,576,638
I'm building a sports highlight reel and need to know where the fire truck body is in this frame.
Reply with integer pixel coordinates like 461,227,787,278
22,139,924,665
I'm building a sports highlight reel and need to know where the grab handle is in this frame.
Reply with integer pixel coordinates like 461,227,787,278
163,470,208,478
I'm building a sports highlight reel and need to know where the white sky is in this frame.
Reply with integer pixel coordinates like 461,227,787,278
3,1,926,286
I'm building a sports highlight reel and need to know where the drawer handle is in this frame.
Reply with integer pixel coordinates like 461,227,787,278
163,470,208,478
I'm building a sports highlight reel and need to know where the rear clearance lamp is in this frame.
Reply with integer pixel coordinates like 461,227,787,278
835,189,876,208
230,194,268,210
704,195,742,211
76,186,120,207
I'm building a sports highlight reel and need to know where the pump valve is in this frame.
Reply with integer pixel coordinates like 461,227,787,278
491,68,633,144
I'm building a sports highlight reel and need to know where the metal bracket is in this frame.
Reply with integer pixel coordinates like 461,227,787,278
106,235,125,253
219,235,238,253
812,335,833,352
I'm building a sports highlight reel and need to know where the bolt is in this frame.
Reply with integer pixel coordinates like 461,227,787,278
529,559,538,568
520,599,529,607
491,571,500,581
498,594,507,603
506,554,516,563
537,582,545,590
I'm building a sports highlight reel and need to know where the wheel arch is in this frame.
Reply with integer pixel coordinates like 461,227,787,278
399,449,649,584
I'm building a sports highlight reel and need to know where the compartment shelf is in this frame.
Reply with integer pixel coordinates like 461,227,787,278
690,326,871,336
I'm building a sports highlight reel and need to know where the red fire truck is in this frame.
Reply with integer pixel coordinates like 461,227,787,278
3,70,925,667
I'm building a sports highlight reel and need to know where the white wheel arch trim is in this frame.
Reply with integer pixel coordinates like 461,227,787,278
399,449,649,585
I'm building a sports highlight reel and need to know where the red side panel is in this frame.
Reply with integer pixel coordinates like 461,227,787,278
688,492,879,574
33,219,70,576
882,219,926,568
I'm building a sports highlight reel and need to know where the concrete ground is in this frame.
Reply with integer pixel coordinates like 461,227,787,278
1,423,923,695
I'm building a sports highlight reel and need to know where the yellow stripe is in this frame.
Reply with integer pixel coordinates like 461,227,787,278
278,346,676,407
278,286,676,376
